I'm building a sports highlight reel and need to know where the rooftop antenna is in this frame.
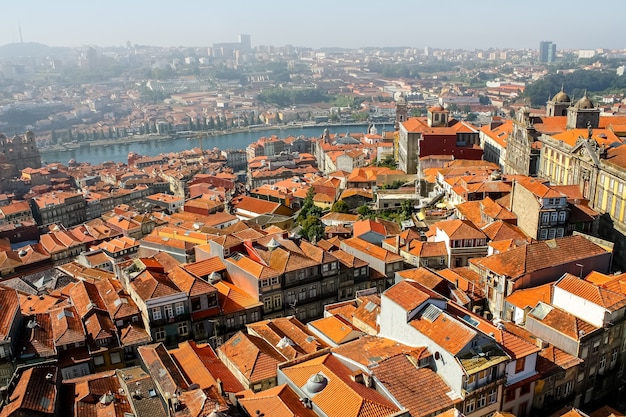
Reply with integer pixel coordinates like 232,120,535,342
18,25,23,43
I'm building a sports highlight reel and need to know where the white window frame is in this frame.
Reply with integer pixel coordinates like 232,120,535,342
175,302,185,316
152,307,162,321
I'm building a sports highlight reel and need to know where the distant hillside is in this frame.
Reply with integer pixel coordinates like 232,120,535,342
0,42,69,58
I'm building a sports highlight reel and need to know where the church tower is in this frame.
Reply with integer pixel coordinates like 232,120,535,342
566,92,600,130
395,94,408,130
546,86,571,116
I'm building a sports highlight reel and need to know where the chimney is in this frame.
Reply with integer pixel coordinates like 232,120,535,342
216,378,223,395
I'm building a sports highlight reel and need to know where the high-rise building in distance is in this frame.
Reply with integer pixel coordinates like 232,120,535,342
539,41,556,63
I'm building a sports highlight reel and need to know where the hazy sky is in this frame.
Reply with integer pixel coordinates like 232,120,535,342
2,0,625,50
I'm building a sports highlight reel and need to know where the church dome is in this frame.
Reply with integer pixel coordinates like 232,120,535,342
552,89,570,103
574,94,594,109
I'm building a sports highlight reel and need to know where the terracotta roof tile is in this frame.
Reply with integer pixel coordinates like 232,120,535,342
308,315,363,345
238,384,318,417
246,317,328,360
218,331,285,384
187,341,244,393
0,366,57,417
383,279,444,312
555,273,626,311
471,235,608,280
280,353,402,417
169,341,218,390
374,354,461,417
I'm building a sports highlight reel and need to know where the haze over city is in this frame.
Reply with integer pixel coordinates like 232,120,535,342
2,0,626,50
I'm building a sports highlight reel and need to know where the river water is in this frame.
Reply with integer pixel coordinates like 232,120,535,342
40,124,391,165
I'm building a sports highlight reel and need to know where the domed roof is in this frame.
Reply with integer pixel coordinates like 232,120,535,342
574,93,594,109
552,87,570,103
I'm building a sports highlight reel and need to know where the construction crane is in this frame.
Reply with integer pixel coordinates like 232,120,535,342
186,131,210,152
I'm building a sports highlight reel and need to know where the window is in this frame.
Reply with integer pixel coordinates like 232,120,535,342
550,212,558,223
487,389,497,404
110,351,122,364
467,374,477,385
155,327,165,341
239,314,247,326
612,349,618,365
558,211,566,222
175,302,185,315
599,355,606,371
354,269,360,277
581,346,589,358
309,305,318,317
273,294,282,309
440,257,445,265
540,229,548,240
541,213,550,224
94,355,105,366
286,291,296,304
309,286,317,298
152,307,162,321
191,298,201,311
298,288,307,301
477,393,486,408
515,357,526,374
322,264,330,272
263,297,272,312
164,305,173,319
465,399,475,414
360,267,367,276
178,322,188,336
251,311,260,322
593,340,600,353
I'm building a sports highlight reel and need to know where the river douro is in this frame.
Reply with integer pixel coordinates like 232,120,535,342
41,124,391,165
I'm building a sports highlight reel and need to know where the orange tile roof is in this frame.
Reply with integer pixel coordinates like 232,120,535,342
1,366,57,417
186,341,244,393
218,331,285,384
308,315,363,345
529,303,598,340
169,341,218,390
280,352,401,417
555,273,626,311
471,235,608,280
374,354,461,417
238,384,318,417
396,267,445,290
383,280,444,312
505,283,553,310
516,177,564,199
332,335,427,368
353,219,387,238
434,219,487,240
410,305,476,355
49,305,85,347
341,237,403,263
247,317,328,360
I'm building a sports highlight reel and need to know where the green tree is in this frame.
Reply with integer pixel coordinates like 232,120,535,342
301,216,325,243
331,200,350,213
466,113,478,122
356,205,373,219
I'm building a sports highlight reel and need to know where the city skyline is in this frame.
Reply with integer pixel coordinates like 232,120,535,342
2,0,626,51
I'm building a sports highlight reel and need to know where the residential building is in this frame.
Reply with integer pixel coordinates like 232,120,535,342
470,235,612,319
379,280,509,417
340,237,404,290
429,219,488,268
30,191,87,228
398,109,482,175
